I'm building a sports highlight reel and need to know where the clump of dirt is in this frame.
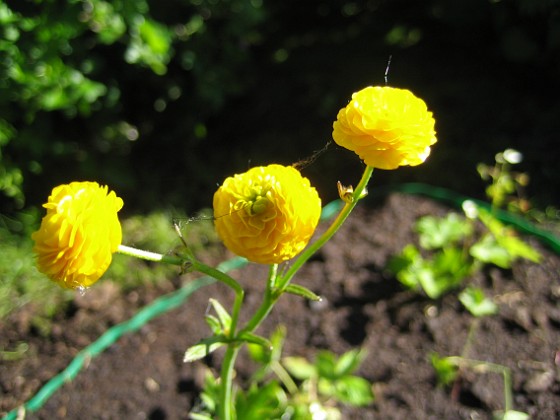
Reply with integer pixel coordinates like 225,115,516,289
1,193,559,419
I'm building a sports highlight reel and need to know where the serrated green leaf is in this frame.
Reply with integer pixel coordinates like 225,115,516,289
416,213,472,250
183,336,226,363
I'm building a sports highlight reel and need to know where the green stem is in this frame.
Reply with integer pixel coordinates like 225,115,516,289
239,264,280,335
447,356,514,412
216,266,279,420
190,260,245,341
117,245,244,304
271,361,299,395
219,344,241,420
198,167,374,419
190,260,244,300
117,245,247,419
117,244,184,266
277,165,374,290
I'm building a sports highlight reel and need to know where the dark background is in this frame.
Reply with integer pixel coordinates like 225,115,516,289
2,0,559,216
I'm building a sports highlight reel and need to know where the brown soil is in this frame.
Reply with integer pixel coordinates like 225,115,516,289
2,193,559,419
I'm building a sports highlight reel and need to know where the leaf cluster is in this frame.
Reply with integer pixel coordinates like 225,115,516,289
188,325,374,419
387,204,540,304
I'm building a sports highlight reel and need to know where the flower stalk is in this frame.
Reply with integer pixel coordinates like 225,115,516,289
215,166,374,419
277,165,374,290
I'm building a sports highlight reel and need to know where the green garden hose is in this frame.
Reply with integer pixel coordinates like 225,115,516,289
1,202,342,420
2,257,247,420
3,186,558,419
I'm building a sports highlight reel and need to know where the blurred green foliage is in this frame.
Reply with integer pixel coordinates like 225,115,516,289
1,0,265,212
1,0,559,216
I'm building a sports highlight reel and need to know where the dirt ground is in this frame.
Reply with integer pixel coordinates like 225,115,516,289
1,193,559,419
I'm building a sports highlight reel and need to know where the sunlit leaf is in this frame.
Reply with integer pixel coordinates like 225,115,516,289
459,286,498,317
416,213,472,250
431,352,459,387
283,356,316,381
183,336,226,363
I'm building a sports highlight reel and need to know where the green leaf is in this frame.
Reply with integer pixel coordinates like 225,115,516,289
268,325,287,362
189,413,213,420
390,243,472,299
387,244,424,290
493,410,530,420
416,213,472,250
208,298,232,333
419,247,471,299
431,353,459,387
334,349,366,377
476,209,541,265
183,336,226,363
284,283,321,301
316,350,338,380
247,341,268,365
236,381,287,420
415,266,440,299
326,376,374,406
282,356,316,381
459,286,498,317
470,234,514,268
204,314,222,335
496,235,541,263
126,17,172,75
238,332,272,350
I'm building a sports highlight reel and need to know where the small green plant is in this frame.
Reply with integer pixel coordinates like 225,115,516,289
458,286,498,318
431,354,529,420
190,325,374,419
478,148,560,234
387,202,540,299
477,148,529,213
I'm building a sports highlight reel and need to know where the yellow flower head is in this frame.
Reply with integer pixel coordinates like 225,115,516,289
213,164,321,264
332,86,437,170
32,181,123,289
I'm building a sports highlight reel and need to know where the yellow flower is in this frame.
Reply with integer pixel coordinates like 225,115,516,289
32,181,123,289
213,164,321,264
332,86,437,170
